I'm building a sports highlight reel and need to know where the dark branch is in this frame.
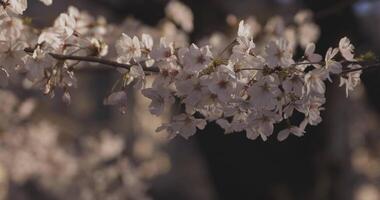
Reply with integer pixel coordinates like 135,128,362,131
24,48,160,73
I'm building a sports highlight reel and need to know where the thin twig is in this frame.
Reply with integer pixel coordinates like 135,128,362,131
341,63,380,74
48,53,159,73
238,67,263,71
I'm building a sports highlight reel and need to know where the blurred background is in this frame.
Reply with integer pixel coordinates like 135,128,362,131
1,0,380,199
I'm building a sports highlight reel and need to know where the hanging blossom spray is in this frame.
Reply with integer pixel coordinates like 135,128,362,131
0,0,378,141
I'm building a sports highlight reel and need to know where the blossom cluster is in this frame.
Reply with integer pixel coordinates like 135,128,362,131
132,22,361,141
0,0,366,141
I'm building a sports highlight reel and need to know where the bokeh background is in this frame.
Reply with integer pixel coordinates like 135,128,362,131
1,0,380,199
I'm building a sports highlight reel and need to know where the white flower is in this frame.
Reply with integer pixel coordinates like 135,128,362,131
38,13,76,50
67,6,95,35
216,119,235,134
324,47,342,81
304,43,322,63
115,33,141,64
264,39,294,68
141,33,153,51
248,75,281,110
197,95,224,120
153,61,180,87
38,29,66,50
233,34,255,57
150,37,175,62
0,0,27,15
129,65,146,90
0,40,26,74
282,74,304,97
104,91,128,114
183,44,213,74
0,17,24,41
175,76,207,107
339,64,361,97
283,99,304,119
246,111,280,141
157,114,206,139
298,96,325,126
277,126,305,141
53,13,76,38
222,105,250,133
237,20,252,39
339,37,355,61
142,86,174,116
25,47,55,82
207,64,237,103
304,68,326,95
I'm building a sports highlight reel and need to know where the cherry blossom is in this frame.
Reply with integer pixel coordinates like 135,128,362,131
0,3,373,142
116,34,142,64
264,39,294,68
277,126,304,141
304,43,322,63
0,0,27,15
339,37,355,61
157,114,206,139
340,64,362,97
182,44,213,74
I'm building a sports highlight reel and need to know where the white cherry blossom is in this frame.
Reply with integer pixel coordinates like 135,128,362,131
142,86,174,116
277,126,304,141
0,0,27,15
339,64,362,97
157,114,206,139
304,68,326,95
339,37,355,61
304,43,322,63
248,75,281,110
150,37,175,62
264,39,294,68
237,20,252,39
115,33,141,64
0,40,26,74
324,47,342,81
0,4,370,143
207,64,237,103
182,44,213,74
25,47,55,82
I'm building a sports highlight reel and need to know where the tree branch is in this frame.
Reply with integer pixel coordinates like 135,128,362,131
49,53,160,73
24,47,380,76
341,63,380,74
24,48,160,73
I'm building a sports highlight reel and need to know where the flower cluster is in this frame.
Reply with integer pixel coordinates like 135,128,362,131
0,0,371,142
122,21,362,141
